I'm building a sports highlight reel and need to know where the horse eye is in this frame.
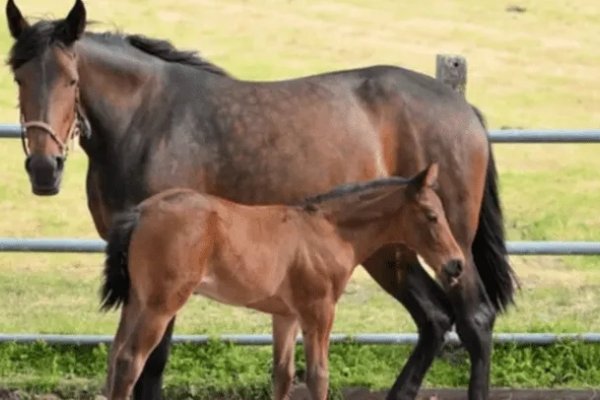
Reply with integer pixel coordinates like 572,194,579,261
69,79,78,86
426,212,438,222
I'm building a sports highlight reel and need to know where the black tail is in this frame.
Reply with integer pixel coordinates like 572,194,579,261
471,106,519,313
100,209,141,311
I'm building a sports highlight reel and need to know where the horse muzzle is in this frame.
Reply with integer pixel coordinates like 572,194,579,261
25,154,65,196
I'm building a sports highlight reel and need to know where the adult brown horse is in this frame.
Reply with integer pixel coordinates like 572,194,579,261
6,1,517,399
101,165,465,400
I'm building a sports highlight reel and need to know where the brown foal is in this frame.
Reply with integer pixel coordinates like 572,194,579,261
101,164,465,400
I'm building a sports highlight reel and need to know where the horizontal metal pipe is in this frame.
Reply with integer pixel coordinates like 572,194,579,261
489,129,600,143
0,238,105,253
1,332,600,346
2,124,600,142
0,124,19,137
506,241,600,255
2,238,600,255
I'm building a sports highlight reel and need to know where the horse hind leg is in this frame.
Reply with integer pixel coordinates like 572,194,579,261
272,314,299,400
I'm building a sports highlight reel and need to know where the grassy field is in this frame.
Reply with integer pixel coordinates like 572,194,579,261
0,0,599,396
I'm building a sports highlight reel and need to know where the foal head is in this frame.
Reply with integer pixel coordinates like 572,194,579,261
306,164,465,284
397,164,465,284
6,0,87,195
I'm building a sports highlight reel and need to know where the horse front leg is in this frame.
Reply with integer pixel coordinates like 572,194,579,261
361,245,454,400
447,256,496,400
85,165,112,240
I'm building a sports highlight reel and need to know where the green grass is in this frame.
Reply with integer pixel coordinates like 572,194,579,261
1,342,600,399
0,0,599,394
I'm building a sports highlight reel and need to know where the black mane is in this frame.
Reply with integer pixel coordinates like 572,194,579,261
8,20,229,77
301,176,411,208
125,34,230,76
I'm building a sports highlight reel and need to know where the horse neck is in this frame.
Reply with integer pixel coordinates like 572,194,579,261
75,37,163,152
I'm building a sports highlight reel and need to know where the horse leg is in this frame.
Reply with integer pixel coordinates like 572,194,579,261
447,256,496,400
110,308,175,400
272,314,300,400
361,245,454,400
85,165,112,240
300,302,334,400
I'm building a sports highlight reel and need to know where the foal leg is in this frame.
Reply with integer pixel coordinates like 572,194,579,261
272,314,299,400
105,304,135,396
132,318,176,400
110,308,175,400
300,303,335,400
361,246,454,400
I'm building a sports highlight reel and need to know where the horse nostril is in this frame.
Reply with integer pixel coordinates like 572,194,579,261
443,259,463,278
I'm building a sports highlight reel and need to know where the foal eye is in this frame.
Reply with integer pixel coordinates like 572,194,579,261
426,212,438,222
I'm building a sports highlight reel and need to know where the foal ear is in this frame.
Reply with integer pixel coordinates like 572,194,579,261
58,0,86,44
407,163,439,196
6,0,29,39
423,163,439,187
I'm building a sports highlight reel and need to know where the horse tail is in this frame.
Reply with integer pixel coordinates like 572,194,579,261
100,208,141,311
471,105,519,313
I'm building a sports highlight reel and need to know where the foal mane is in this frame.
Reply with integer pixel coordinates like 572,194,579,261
301,177,412,224
302,177,411,207
8,19,230,77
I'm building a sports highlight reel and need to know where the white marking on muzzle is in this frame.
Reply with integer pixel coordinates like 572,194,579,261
416,253,443,288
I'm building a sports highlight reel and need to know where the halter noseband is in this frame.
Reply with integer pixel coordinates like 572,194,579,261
20,90,89,158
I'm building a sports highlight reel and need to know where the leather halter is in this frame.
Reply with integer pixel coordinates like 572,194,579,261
20,90,90,158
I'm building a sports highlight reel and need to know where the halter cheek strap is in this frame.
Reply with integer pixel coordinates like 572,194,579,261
20,92,88,158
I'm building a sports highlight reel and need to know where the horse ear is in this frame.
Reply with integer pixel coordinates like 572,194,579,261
6,0,29,39
59,0,86,44
408,163,439,196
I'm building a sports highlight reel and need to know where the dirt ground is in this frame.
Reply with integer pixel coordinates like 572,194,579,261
2,388,599,400
296,387,600,400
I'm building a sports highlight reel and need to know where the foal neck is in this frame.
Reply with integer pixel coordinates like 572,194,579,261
332,217,402,266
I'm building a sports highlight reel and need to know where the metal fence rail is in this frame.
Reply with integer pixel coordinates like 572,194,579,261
2,124,600,348
2,238,600,255
2,124,600,142
2,332,600,346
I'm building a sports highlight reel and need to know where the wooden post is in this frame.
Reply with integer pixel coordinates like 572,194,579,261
436,54,467,97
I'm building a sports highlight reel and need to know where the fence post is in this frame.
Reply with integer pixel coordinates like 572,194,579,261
435,54,467,96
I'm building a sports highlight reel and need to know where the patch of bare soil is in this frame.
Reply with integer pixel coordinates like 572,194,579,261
1,388,598,400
